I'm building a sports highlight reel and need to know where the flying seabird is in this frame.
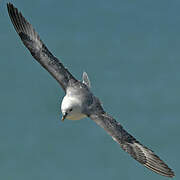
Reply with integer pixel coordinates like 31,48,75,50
7,3,175,178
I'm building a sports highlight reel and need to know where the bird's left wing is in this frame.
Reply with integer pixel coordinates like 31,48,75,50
90,112,174,178
7,3,77,92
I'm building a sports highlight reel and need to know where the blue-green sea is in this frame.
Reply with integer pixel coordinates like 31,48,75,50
0,0,179,179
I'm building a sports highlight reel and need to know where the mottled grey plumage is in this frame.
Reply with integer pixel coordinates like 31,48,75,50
90,113,174,177
7,3,77,92
7,3,174,178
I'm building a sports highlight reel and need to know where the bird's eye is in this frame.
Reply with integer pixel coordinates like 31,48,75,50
69,108,73,112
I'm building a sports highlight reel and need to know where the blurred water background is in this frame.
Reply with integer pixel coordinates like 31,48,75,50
0,0,179,179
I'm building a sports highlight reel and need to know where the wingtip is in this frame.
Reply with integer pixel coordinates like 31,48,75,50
7,2,11,13
167,167,175,178
144,163,175,178
167,169,175,178
7,2,11,7
7,2,14,11
7,3,21,18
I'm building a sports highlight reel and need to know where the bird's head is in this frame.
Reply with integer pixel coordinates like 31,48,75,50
61,95,86,121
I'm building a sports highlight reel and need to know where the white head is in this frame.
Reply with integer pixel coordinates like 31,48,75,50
61,95,86,121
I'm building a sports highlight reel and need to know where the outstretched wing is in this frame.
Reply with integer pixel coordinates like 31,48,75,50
7,3,77,92
90,112,174,177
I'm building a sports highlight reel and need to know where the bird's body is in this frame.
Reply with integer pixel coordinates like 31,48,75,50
61,79,94,120
7,3,175,178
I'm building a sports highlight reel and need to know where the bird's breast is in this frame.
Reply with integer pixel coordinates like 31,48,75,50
66,112,87,120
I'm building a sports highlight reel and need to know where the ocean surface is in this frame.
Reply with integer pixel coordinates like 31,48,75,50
0,0,179,179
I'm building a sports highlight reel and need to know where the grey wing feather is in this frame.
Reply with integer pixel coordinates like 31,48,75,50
90,112,174,178
7,3,77,92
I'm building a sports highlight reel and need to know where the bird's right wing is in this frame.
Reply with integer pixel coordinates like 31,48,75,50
7,3,78,92
90,111,174,178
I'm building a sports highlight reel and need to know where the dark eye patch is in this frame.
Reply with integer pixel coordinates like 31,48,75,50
69,108,73,112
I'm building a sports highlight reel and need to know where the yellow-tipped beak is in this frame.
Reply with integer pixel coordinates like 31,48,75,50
61,115,65,122
61,113,67,122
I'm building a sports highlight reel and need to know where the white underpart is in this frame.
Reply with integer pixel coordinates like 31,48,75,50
61,95,86,120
